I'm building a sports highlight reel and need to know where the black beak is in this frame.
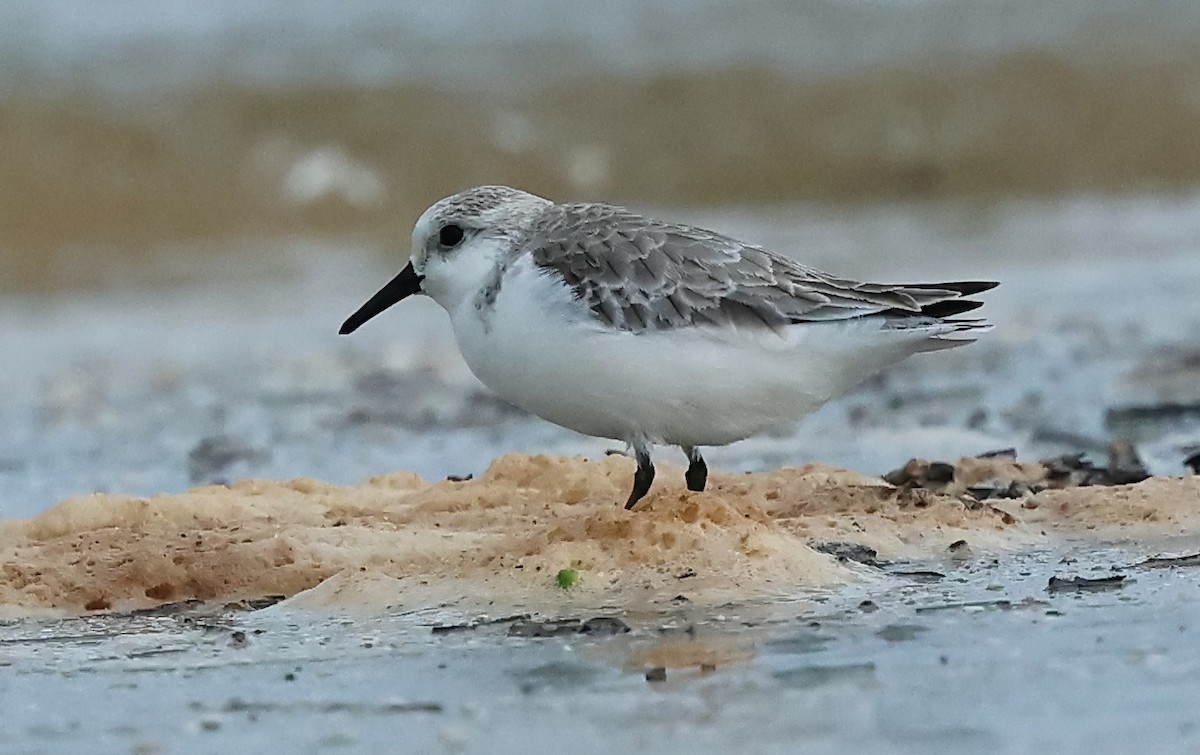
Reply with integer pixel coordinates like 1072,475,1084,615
339,262,424,335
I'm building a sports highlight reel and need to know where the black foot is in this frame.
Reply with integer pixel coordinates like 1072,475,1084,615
684,446,707,492
624,444,655,510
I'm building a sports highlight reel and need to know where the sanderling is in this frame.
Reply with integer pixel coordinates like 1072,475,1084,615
341,185,997,510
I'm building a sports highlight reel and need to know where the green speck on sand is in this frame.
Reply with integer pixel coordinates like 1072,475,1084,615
556,569,579,589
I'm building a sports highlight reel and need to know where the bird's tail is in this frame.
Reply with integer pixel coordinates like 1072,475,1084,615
913,316,994,352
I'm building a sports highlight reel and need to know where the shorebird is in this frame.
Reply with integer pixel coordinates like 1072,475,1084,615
341,186,996,509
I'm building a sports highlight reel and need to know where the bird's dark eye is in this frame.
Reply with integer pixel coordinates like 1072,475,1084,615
438,224,465,248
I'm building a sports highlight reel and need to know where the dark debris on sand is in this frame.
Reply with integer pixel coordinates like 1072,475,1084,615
506,617,631,638
809,541,885,568
431,615,632,638
430,614,532,635
883,440,1152,504
1046,575,1127,593
1134,553,1200,569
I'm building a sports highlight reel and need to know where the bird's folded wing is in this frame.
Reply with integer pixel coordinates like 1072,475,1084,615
525,203,996,333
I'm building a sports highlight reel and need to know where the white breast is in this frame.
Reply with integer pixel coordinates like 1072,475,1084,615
446,256,942,447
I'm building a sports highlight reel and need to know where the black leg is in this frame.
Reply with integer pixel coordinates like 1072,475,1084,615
624,442,655,510
683,446,707,492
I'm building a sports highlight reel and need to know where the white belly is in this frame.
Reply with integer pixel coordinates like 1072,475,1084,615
449,261,936,447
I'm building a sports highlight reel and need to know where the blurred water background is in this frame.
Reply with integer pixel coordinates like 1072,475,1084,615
4,0,1200,291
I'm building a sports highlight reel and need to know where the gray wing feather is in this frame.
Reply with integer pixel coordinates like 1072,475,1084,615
524,203,993,333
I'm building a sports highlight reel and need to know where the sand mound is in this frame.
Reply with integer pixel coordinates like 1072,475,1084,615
1021,477,1200,533
1,453,1196,614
